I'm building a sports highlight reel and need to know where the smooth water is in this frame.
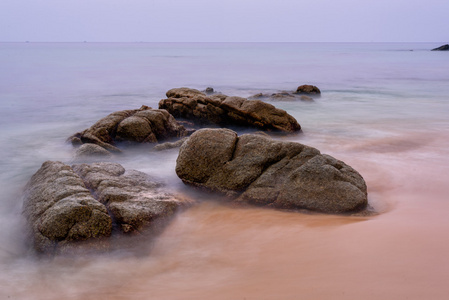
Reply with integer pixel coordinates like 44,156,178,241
1,42,449,299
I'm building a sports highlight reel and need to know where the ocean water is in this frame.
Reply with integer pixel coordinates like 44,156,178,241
1,42,449,299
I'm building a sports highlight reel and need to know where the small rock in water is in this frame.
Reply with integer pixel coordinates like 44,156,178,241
75,143,113,158
204,87,214,94
152,137,189,151
300,95,314,101
295,84,321,95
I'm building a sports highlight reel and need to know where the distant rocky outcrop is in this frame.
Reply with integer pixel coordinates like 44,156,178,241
176,128,368,213
69,106,188,153
23,161,191,255
431,44,449,51
159,88,301,132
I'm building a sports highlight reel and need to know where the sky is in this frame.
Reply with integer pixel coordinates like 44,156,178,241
0,0,448,42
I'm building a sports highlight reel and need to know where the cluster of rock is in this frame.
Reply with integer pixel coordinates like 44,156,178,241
22,161,191,255
22,84,372,255
158,88,301,132
69,105,188,153
176,129,367,213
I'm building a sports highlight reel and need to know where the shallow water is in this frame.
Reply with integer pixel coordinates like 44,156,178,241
1,42,449,299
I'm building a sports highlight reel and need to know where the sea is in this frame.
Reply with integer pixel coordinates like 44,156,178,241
1,42,448,299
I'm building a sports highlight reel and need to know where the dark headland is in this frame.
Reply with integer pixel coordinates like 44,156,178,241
431,44,449,51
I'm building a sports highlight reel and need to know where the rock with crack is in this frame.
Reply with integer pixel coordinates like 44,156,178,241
158,87,301,132
176,128,368,213
69,105,188,153
22,161,191,255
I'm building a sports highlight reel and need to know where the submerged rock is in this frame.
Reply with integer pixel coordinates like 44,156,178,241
431,44,449,51
75,143,113,158
23,161,191,255
152,137,189,151
176,128,368,213
159,88,301,132
300,95,314,101
69,105,188,153
249,92,315,102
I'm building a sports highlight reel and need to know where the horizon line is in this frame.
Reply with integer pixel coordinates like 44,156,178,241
0,41,446,44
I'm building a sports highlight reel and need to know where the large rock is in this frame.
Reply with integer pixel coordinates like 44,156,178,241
69,105,188,153
23,161,191,255
22,161,112,254
431,44,449,51
159,88,301,132
176,129,368,213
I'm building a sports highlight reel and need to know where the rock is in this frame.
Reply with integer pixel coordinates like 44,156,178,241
248,93,264,100
204,87,215,94
75,143,113,158
23,161,191,255
22,161,112,254
295,85,321,94
270,92,296,100
152,137,189,151
300,95,314,101
431,44,449,51
72,163,191,235
176,129,368,213
159,88,301,132
69,105,188,153
249,92,314,102
166,87,206,99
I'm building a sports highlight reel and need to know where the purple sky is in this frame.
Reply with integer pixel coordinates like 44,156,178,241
1,0,448,42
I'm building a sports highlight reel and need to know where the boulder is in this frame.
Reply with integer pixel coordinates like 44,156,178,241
176,129,368,213
23,161,191,255
431,44,449,51
295,85,321,94
69,105,188,153
22,161,112,254
159,88,301,132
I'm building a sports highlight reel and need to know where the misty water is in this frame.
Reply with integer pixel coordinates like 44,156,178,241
1,42,449,299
